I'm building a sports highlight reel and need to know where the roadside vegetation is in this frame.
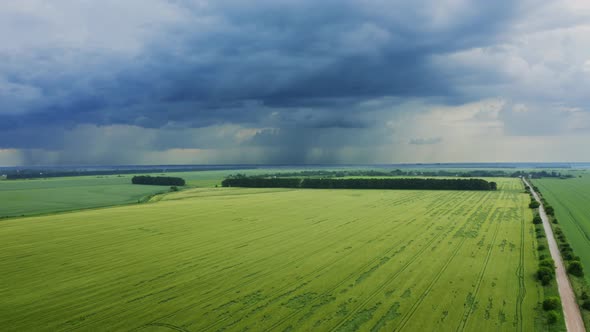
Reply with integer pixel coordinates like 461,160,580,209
522,183,565,329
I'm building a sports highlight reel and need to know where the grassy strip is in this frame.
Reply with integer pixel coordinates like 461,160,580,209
522,183,565,330
529,183,590,328
533,221,567,330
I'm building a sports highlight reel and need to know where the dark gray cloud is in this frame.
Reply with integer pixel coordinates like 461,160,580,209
0,1,522,129
1,0,589,165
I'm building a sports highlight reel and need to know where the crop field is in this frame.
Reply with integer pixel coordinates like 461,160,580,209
534,174,590,284
0,175,166,218
1,178,545,331
0,169,302,218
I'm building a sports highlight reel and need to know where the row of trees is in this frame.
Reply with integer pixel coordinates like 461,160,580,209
221,177,497,191
132,176,185,186
515,170,575,179
237,169,574,180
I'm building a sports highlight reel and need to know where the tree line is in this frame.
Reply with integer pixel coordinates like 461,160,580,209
132,176,185,186
2,166,254,180
221,177,497,191
3,167,573,180
244,169,573,179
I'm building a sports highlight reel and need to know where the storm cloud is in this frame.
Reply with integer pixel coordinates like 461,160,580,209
1,0,590,164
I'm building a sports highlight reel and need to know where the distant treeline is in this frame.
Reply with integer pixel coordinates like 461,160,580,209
132,176,185,186
2,166,254,180
248,169,574,179
222,176,497,191
2,167,574,180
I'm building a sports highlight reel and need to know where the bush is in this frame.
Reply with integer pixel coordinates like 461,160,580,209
537,267,554,285
563,251,576,261
170,186,179,192
583,301,590,311
545,206,555,216
552,218,558,224
533,215,542,224
538,244,546,251
582,291,589,300
543,297,560,310
529,201,540,209
568,261,584,277
547,310,558,324
539,259,554,269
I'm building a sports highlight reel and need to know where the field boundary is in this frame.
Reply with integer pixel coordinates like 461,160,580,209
524,178,585,332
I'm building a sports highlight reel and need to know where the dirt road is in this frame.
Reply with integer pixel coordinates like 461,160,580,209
523,178,585,332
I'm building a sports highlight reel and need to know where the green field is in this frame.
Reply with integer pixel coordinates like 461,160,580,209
0,178,550,331
0,168,528,219
0,169,309,218
534,174,590,284
0,175,168,218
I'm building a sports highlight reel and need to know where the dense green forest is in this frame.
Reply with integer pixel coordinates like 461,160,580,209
222,177,497,191
131,176,185,186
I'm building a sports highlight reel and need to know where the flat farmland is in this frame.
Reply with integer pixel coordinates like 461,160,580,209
0,178,545,331
0,176,166,218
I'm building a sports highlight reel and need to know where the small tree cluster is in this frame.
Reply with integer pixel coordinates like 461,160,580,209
131,176,185,186
537,266,554,285
568,261,584,277
543,296,561,326
546,310,559,325
542,297,560,310
545,205,555,216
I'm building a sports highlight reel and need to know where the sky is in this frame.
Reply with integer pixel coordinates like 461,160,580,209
1,0,590,165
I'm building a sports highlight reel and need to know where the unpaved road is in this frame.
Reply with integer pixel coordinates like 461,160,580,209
523,178,585,332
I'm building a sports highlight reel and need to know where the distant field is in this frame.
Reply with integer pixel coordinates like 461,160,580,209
0,169,505,218
0,178,548,331
534,174,590,284
0,170,236,218
0,175,167,218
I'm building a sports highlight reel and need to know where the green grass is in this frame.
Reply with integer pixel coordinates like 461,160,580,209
0,175,167,218
533,223,567,330
0,170,244,218
0,169,509,219
0,178,552,331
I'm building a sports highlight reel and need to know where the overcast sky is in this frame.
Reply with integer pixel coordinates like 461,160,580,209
1,0,590,165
